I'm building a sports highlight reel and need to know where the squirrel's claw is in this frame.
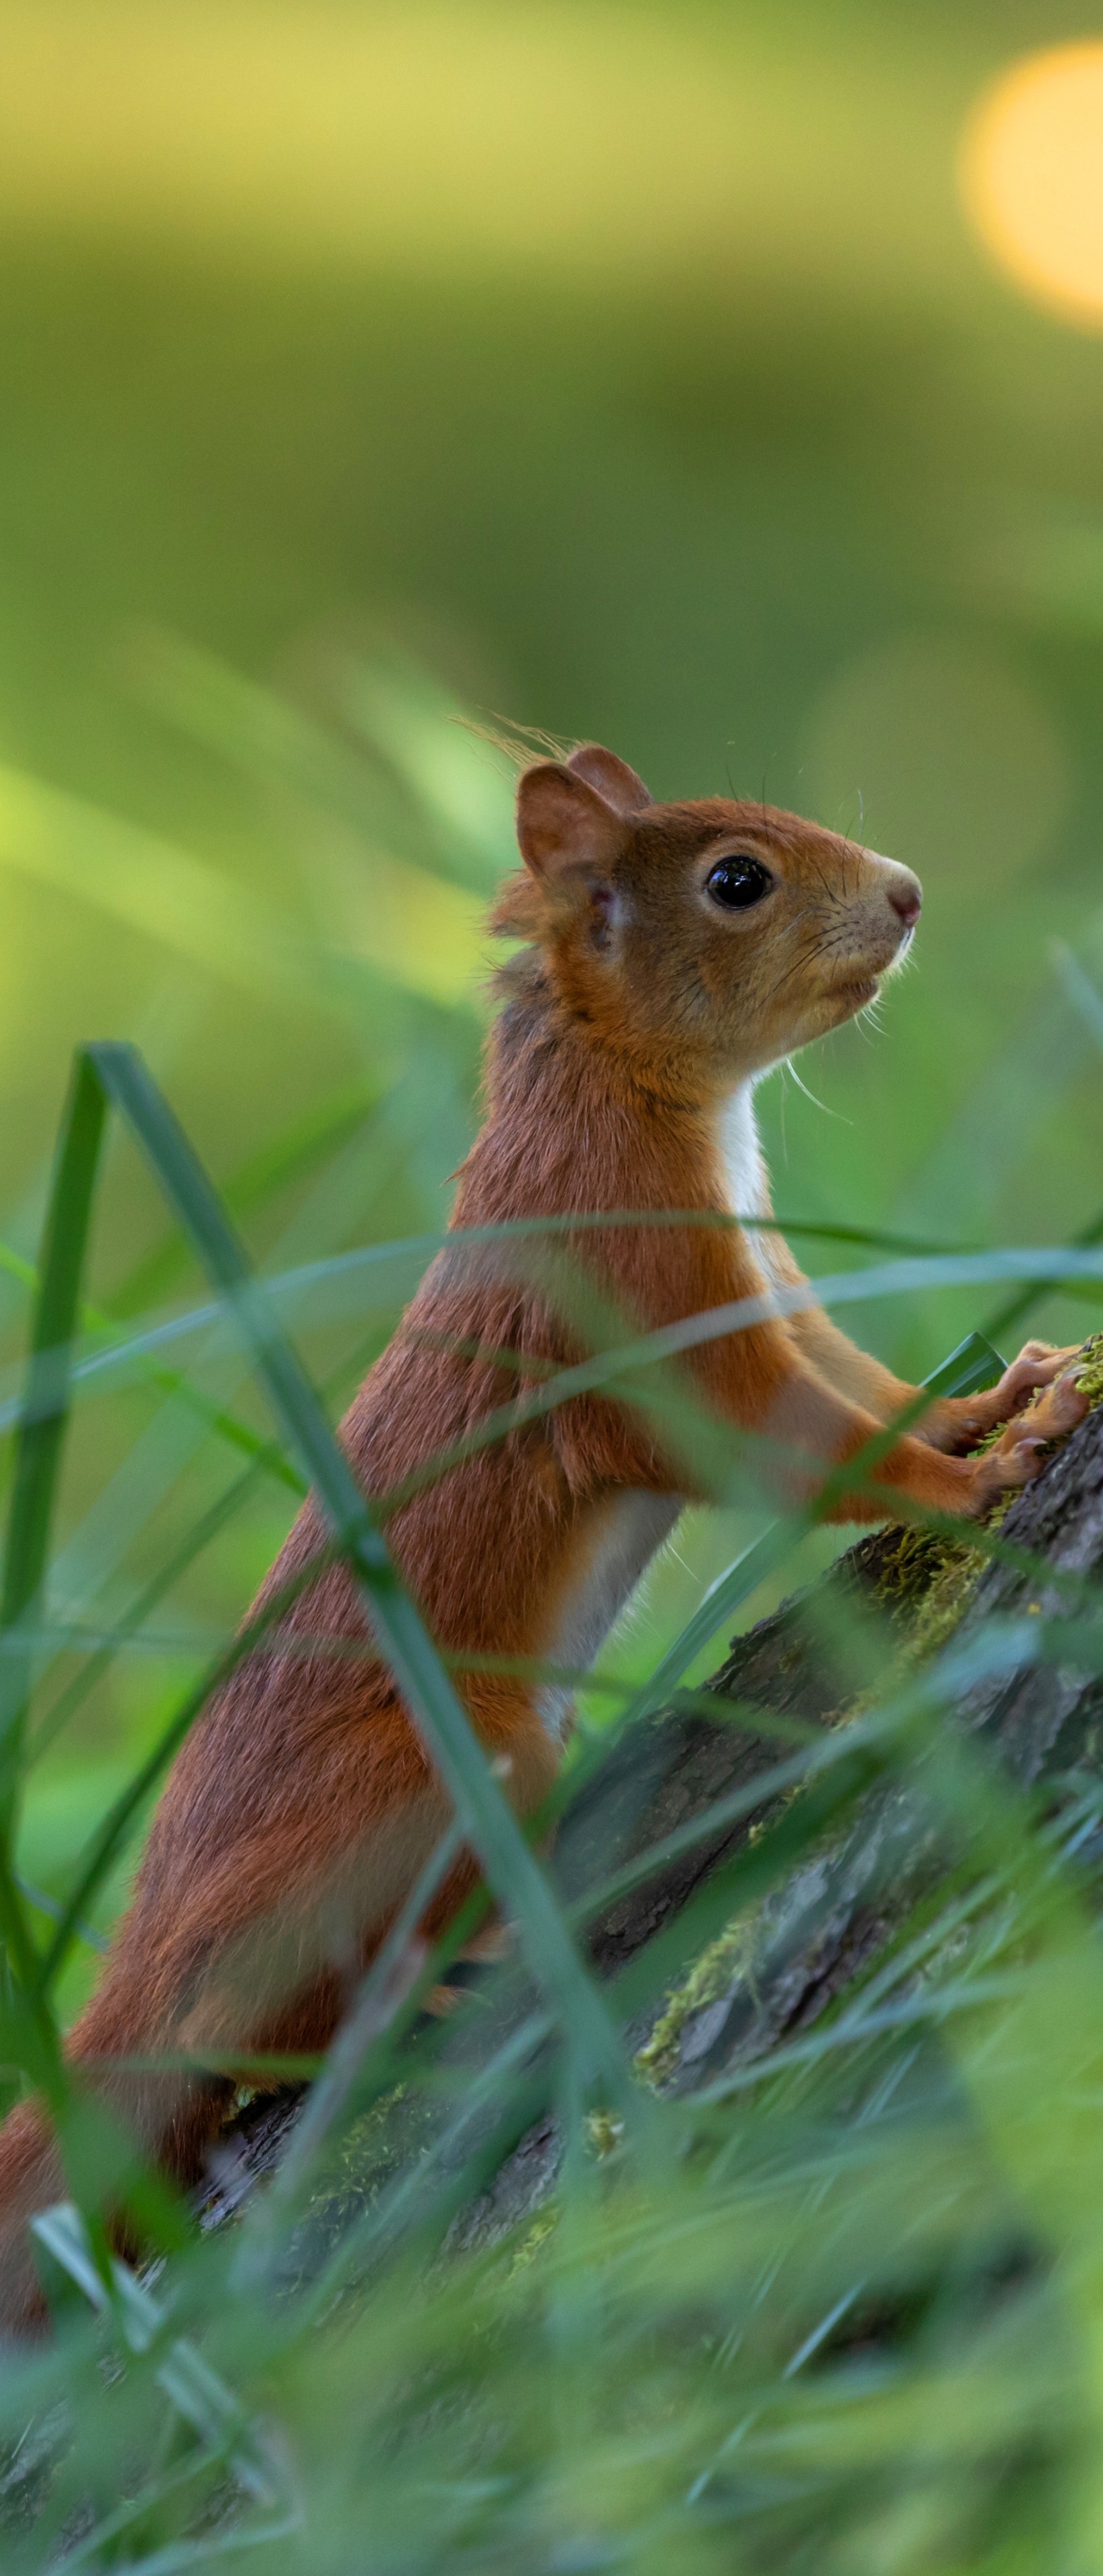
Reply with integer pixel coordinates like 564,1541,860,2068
936,1342,1090,1454
991,1369,1090,1486
990,1342,1085,1419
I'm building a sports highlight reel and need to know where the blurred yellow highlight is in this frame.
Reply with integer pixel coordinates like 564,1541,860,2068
960,44,1103,329
0,3,955,291
0,4,751,275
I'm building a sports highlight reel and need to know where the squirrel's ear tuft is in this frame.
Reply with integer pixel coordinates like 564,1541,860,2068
566,743,652,814
516,761,625,879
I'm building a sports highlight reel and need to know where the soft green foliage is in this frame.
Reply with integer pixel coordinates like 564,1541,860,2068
1,5,1103,2563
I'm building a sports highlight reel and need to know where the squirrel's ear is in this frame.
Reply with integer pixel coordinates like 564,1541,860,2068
516,761,625,879
566,743,652,814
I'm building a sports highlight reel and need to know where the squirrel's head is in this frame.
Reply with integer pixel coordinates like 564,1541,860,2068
492,744,922,1092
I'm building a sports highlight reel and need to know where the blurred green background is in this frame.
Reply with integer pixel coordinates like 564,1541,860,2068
1,0,1102,2005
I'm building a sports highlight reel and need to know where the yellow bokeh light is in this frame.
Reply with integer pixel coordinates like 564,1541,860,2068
960,42,1103,328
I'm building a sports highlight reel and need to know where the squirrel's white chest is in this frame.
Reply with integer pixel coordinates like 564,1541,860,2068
718,1083,782,1282
718,1083,767,1221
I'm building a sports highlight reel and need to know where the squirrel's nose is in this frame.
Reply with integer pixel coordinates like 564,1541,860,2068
888,879,922,930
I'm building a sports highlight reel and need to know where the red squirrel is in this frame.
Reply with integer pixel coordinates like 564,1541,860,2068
0,742,1086,2328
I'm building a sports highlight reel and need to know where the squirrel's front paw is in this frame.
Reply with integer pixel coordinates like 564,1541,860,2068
970,1369,1090,1509
934,1342,1087,1453
992,1340,1087,1414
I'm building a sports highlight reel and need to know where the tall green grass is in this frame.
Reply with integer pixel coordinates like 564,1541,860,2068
0,651,1102,2570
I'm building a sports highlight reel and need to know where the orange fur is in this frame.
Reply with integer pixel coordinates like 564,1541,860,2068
0,743,1085,2331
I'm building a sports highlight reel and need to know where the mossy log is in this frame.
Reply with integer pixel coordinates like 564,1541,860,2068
207,1397,1103,2260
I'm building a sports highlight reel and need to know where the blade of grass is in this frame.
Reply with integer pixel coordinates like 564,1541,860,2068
982,1192,1103,1346
0,1059,107,1753
29,1295,405,1768
28,1451,276,1764
0,1242,307,1504
5,1224,1096,1448
109,1075,384,1323
0,1055,109,2082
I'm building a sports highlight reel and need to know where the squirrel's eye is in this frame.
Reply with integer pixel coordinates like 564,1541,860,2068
706,855,773,910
